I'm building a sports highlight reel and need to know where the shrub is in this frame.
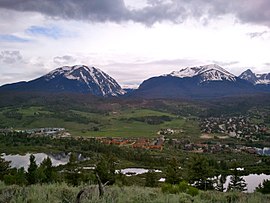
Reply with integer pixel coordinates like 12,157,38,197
256,180,270,194
186,186,199,197
178,181,189,193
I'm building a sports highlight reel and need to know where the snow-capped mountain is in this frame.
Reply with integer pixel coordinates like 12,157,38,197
131,64,257,99
167,64,237,83
0,65,125,97
239,69,270,85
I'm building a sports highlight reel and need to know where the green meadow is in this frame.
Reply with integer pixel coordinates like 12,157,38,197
0,106,201,138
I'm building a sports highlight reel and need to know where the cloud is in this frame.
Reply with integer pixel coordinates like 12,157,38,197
26,25,74,39
0,50,23,64
102,58,202,86
247,31,268,38
0,0,127,22
211,60,239,66
0,34,30,43
1,0,270,27
53,55,77,66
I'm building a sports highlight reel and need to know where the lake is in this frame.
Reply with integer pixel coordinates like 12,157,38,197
256,147,270,156
158,174,270,193
116,168,162,176
1,153,70,170
224,173,270,193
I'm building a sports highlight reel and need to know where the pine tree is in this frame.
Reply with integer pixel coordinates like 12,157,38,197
27,154,38,185
95,156,116,185
215,174,226,192
256,180,270,194
165,158,182,185
69,152,77,165
227,166,247,192
187,155,214,190
0,157,10,180
145,169,157,187
40,157,54,183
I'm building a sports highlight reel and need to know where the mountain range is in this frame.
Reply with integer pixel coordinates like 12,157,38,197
0,64,269,99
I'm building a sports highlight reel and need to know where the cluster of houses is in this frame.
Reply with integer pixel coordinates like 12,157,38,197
157,128,184,135
200,116,269,141
168,138,230,153
167,137,264,155
98,135,165,150
0,127,70,138
24,128,66,135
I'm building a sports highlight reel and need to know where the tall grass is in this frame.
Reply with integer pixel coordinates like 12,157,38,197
0,182,270,203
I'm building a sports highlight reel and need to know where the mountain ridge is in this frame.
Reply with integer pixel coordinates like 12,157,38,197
130,64,269,99
1,63,270,99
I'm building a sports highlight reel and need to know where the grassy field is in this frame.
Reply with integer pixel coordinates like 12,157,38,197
0,106,201,138
0,182,269,203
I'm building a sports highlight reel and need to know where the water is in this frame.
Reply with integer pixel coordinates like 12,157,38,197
116,168,162,176
1,153,70,170
224,173,270,193
159,174,270,193
256,147,270,156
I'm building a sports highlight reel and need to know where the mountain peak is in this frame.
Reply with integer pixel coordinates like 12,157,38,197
44,65,125,96
239,69,257,84
167,64,236,82
239,69,270,85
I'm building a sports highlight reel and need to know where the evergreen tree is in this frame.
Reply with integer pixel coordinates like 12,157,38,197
256,180,270,194
95,156,116,185
0,157,10,180
165,158,182,184
4,167,27,186
227,165,247,192
27,154,38,185
145,169,157,187
187,155,214,190
215,174,227,192
16,167,27,185
39,157,54,183
68,152,77,165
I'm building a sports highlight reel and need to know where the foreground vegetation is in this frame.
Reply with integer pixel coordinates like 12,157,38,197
1,182,270,203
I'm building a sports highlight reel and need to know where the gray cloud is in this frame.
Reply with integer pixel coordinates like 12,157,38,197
1,0,270,27
53,55,76,66
0,50,23,64
247,31,268,38
0,0,127,22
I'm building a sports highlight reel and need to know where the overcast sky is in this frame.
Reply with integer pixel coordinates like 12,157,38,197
0,0,270,87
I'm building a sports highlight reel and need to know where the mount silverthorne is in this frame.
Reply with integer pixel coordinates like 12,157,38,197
0,64,269,99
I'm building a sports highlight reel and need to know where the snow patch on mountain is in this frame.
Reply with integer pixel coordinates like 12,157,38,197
45,65,125,96
167,64,237,82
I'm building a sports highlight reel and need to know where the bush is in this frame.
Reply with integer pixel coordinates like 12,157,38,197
256,180,270,194
178,181,189,192
187,187,199,197
162,183,179,194
162,181,199,197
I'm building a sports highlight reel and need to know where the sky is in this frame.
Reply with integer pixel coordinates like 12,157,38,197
0,0,270,88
